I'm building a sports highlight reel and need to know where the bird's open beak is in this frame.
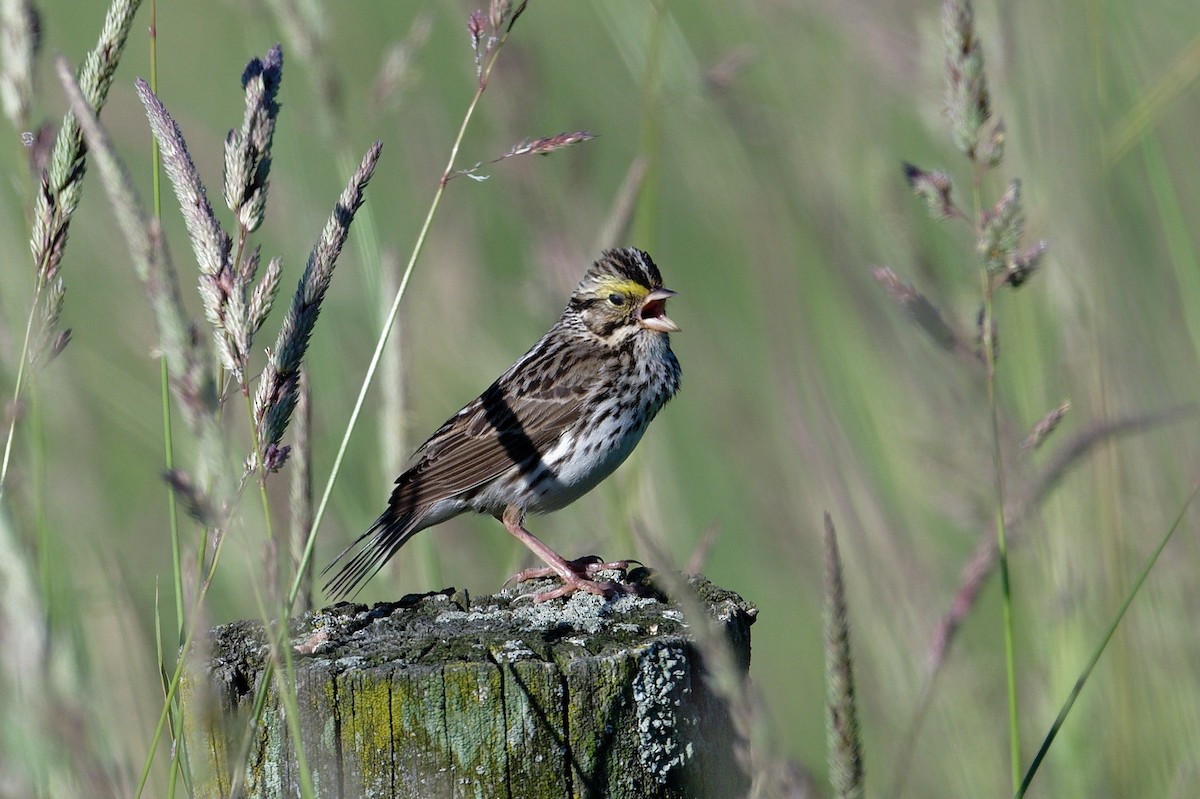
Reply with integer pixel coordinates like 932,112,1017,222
638,288,680,333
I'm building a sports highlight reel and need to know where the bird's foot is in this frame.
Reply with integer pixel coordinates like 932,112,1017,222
499,507,648,603
511,555,639,583
508,556,645,603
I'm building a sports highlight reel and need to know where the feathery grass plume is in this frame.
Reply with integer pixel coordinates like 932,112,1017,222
452,130,597,181
823,512,864,799
31,0,140,281
907,24,1051,776
470,0,528,81
252,141,383,469
135,79,240,368
56,57,225,497
139,51,286,389
496,130,596,160
224,44,282,236
0,0,40,130
942,0,990,157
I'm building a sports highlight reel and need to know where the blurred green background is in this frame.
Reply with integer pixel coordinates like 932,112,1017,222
3,0,1200,796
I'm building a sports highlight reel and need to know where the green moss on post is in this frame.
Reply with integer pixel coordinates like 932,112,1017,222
184,575,756,798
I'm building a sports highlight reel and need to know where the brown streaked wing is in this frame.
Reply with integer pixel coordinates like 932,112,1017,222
387,367,595,506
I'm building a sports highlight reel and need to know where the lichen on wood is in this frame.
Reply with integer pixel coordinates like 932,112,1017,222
184,574,757,798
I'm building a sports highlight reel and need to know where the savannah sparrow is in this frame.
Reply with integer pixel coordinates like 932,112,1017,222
324,247,681,602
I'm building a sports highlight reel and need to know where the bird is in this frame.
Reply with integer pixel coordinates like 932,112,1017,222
323,247,681,602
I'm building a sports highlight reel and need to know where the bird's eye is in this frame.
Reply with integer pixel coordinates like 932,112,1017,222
607,293,626,306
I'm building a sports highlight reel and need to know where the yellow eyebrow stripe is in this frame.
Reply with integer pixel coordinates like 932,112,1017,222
593,276,648,298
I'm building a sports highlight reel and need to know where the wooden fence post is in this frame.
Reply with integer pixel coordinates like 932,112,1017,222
183,575,757,798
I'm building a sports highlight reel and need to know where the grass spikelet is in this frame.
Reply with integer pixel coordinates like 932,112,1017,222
452,130,597,181
496,130,596,160
902,162,962,221
942,0,990,157
1022,400,1071,452
823,512,864,799
31,0,140,280
139,45,288,389
979,179,1024,276
1004,240,1048,289
223,43,282,235
29,277,68,367
136,78,237,371
471,0,527,80
249,255,283,337
252,140,383,465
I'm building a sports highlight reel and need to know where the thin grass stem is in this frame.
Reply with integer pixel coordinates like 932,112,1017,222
134,527,229,799
148,7,187,791
0,274,46,503
974,173,1021,791
287,27,518,611
147,0,183,652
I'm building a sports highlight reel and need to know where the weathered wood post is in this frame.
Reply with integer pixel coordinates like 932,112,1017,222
183,575,756,798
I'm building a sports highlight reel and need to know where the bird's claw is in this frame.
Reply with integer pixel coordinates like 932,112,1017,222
506,556,644,603
510,555,639,584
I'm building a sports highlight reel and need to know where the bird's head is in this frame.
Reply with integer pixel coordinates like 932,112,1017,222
568,248,679,343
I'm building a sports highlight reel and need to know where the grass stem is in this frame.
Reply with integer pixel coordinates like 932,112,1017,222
975,173,1021,791
0,273,46,504
287,25,518,611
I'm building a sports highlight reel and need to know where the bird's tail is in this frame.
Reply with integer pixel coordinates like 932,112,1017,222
321,505,426,600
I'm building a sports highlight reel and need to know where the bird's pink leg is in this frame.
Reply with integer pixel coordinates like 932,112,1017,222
499,505,634,602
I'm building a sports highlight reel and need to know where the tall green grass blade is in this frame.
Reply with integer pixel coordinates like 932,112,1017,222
1016,484,1198,797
